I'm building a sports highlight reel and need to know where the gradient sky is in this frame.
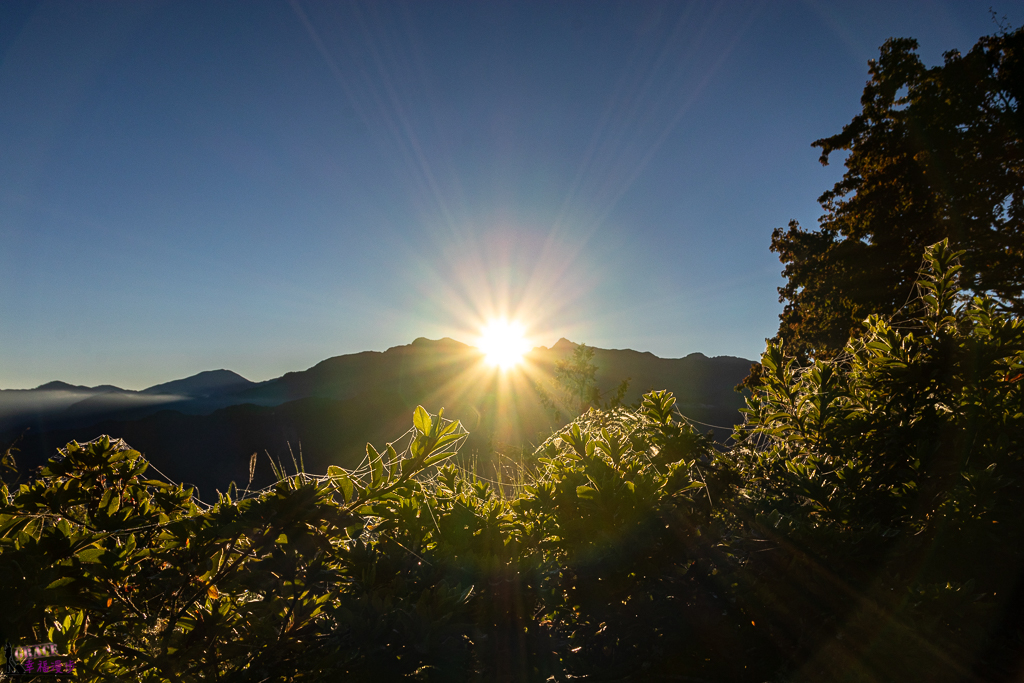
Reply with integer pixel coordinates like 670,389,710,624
1,0,1020,390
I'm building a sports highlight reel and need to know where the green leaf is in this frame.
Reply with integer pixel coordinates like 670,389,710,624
438,419,461,437
107,491,121,516
78,548,105,563
430,432,463,454
328,465,355,502
424,451,455,467
414,406,433,435
576,485,597,500
45,576,75,590
369,444,383,488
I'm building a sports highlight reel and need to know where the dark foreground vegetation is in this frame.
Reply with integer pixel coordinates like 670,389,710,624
1,241,1022,681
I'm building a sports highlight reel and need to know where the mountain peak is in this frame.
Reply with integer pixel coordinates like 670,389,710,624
142,370,254,397
32,381,124,393
410,336,466,347
34,380,85,391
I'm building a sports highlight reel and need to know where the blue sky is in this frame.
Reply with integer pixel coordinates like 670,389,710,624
1,0,1020,389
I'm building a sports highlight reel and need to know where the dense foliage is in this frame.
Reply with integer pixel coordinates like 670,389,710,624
733,240,1024,680
1,242,1022,681
771,25,1023,359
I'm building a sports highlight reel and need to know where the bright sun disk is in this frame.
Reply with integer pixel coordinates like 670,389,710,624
478,320,529,369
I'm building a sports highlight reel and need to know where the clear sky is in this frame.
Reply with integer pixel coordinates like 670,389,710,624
1,0,1020,390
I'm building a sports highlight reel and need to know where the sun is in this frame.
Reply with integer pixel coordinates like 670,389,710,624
477,319,530,369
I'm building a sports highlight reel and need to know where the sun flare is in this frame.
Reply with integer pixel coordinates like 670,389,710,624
477,319,530,369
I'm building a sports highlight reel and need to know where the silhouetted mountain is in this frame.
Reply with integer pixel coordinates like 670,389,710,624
33,381,121,392
5,338,753,500
0,383,130,434
0,371,259,434
141,370,255,398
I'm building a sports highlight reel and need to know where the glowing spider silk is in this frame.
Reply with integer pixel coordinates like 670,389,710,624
477,320,530,369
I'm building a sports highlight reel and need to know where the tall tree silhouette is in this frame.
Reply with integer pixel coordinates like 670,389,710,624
771,24,1023,359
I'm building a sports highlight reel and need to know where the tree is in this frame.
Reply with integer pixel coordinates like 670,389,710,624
771,24,1024,360
553,343,600,416
535,343,630,423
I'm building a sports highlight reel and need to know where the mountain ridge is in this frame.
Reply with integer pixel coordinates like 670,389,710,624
141,369,255,397
5,338,754,499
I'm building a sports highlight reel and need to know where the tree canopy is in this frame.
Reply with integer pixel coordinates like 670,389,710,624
771,24,1024,359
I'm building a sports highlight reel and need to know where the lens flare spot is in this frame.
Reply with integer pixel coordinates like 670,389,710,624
477,320,529,369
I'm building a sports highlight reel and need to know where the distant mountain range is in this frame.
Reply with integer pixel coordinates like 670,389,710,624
0,370,257,434
2,338,753,501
